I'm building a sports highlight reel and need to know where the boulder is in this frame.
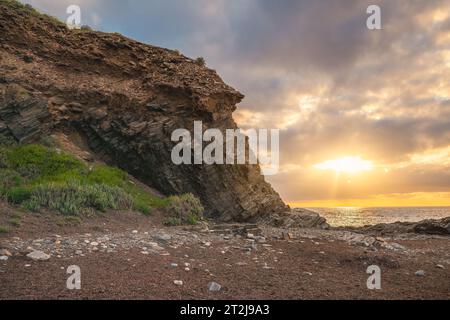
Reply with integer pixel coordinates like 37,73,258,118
267,208,330,229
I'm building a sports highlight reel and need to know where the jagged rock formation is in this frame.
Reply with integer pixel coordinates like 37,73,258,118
0,1,288,221
351,217,450,236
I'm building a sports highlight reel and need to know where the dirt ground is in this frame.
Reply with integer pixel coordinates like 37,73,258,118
1,206,449,300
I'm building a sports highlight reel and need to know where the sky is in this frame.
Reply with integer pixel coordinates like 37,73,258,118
20,0,450,207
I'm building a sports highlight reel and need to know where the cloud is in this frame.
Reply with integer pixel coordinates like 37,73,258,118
20,0,450,202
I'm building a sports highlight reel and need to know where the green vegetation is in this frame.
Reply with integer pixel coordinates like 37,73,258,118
8,217,21,227
80,25,93,32
165,193,204,226
195,57,206,67
0,225,9,234
1,0,65,27
0,142,169,216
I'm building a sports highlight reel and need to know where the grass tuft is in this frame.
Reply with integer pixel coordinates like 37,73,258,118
0,225,9,234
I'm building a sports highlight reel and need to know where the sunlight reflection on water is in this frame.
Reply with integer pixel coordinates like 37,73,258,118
307,207,450,227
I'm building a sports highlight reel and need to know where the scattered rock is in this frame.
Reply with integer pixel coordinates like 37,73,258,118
154,233,171,242
132,230,138,234
173,280,183,286
415,270,425,277
26,251,51,261
0,249,12,257
436,264,445,269
208,282,222,292
170,263,178,268
0,256,8,261
263,263,274,270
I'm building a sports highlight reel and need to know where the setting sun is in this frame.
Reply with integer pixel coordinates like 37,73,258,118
314,156,373,174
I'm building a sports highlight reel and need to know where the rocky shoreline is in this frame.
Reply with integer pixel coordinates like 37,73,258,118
1,210,449,299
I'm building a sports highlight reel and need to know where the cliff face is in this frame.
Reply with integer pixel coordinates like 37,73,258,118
0,1,288,221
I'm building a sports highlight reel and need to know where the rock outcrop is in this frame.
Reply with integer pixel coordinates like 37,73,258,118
0,1,288,221
346,217,450,236
266,208,330,229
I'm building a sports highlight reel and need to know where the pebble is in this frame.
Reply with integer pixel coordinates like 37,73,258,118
132,230,138,234
0,256,8,261
170,263,178,268
415,270,425,277
208,282,222,292
90,242,99,246
0,249,12,257
154,233,171,242
174,280,183,286
436,264,445,269
26,251,51,261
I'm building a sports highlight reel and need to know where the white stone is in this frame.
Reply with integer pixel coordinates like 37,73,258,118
208,282,222,292
26,251,51,261
415,270,425,277
174,280,183,286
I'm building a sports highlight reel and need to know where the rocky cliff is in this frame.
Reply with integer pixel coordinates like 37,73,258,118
0,0,288,221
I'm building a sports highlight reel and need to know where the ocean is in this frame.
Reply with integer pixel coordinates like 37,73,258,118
306,207,450,227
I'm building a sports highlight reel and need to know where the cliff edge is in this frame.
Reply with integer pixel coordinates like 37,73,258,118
0,0,288,221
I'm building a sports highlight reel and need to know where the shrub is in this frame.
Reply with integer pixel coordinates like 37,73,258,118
165,217,182,226
26,181,134,216
64,216,82,225
0,169,22,189
133,199,151,215
0,134,17,147
0,225,9,234
22,198,40,212
195,57,206,67
5,187,32,204
165,193,204,226
80,25,93,31
9,217,21,227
